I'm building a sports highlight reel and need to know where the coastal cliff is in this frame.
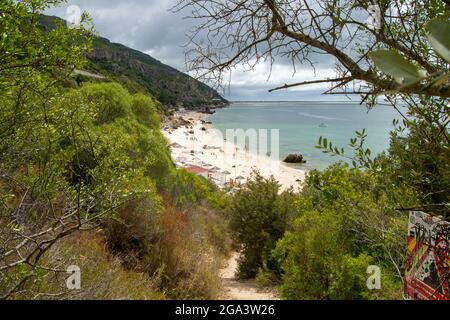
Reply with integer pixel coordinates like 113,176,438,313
88,36,228,109
39,15,228,110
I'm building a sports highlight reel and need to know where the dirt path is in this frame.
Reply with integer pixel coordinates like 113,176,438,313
219,253,279,300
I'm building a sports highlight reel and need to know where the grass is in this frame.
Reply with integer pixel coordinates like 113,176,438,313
27,231,164,300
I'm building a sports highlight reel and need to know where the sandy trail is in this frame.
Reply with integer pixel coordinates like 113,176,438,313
219,253,279,300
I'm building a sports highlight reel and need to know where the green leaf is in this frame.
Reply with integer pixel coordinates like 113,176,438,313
425,19,450,63
369,50,426,85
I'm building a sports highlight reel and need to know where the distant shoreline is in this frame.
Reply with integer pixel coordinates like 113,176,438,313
225,100,395,107
229,100,359,103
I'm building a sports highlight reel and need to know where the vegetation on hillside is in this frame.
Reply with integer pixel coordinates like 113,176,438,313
38,14,228,109
0,0,228,299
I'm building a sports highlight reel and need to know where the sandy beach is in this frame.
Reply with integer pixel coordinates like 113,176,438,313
163,111,305,191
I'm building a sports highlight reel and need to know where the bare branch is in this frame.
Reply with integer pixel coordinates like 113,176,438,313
269,76,353,92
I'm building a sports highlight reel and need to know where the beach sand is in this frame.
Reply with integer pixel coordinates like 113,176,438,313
163,111,306,191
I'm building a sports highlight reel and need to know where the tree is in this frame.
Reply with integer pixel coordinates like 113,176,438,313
0,0,93,95
174,0,449,99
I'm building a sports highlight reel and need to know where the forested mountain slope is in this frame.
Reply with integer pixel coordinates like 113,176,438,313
39,15,228,109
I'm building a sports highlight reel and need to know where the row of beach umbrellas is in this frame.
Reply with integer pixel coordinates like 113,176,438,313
201,163,244,180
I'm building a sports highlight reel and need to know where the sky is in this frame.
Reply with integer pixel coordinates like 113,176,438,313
45,0,355,102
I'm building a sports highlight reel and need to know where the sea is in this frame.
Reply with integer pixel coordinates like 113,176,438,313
209,101,403,170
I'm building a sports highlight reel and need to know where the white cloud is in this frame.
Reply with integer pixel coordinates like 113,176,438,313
228,60,337,91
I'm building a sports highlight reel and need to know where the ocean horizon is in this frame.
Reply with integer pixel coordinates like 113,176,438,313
210,101,403,170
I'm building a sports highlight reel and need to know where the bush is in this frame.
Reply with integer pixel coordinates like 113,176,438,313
66,83,173,188
273,163,412,300
131,93,160,129
101,185,229,299
228,171,295,279
273,209,374,299
167,169,227,209
103,196,162,267
141,204,225,299
79,82,133,125
387,97,450,218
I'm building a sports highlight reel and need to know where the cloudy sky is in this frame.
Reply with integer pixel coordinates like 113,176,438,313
46,0,353,101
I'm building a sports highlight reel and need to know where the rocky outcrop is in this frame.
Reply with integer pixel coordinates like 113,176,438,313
166,116,192,130
283,154,307,164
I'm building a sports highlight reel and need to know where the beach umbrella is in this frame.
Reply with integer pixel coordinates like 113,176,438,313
222,170,231,175
210,166,221,172
235,176,246,181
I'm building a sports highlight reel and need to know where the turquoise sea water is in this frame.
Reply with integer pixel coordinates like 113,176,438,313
210,101,402,170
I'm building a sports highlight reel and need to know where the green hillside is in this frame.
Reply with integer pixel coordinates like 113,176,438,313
39,15,228,109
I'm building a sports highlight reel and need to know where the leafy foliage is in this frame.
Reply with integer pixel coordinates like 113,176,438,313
387,96,450,217
316,129,376,169
369,50,427,86
228,171,295,278
0,0,93,93
425,19,450,63
0,1,228,299
273,164,414,299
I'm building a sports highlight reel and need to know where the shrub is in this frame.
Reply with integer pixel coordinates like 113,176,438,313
131,93,160,129
274,163,413,299
228,171,295,279
79,82,132,125
142,204,225,299
101,190,228,299
103,196,162,267
18,232,164,300
167,169,227,209
273,208,374,300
